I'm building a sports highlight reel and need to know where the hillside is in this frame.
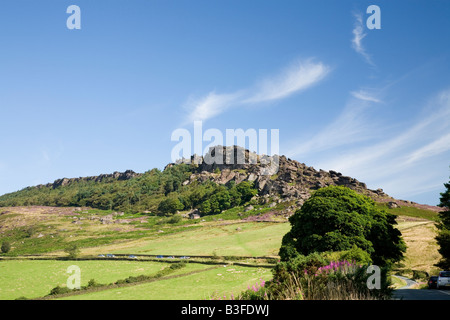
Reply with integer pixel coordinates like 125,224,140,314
0,145,443,300
0,145,437,217
0,146,385,216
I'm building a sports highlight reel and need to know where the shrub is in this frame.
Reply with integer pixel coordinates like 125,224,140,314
271,252,328,285
169,261,187,270
1,241,11,254
339,245,372,265
412,270,429,280
236,181,258,203
25,226,36,238
157,197,184,216
64,244,80,260
86,279,103,288
156,214,183,225
237,279,270,300
167,214,182,224
48,285,72,296
260,253,392,300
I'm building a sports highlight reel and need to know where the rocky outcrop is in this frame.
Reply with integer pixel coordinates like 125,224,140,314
33,145,388,209
173,145,389,203
37,170,141,189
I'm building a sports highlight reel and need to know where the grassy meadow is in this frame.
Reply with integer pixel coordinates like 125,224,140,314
57,265,272,300
90,221,290,257
0,201,443,300
0,259,174,300
396,219,442,277
0,206,287,300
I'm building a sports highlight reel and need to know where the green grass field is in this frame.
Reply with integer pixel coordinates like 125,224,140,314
58,265,272,300
0,259,273,300
0,201,441,300
107,222,290,257
0,220,287,300
376,203,439,221
0,260,175,300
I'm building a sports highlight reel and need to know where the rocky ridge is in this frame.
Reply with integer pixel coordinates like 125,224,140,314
34,145,390,208
169,145,390,207
19,145,440,219
36,170,142,189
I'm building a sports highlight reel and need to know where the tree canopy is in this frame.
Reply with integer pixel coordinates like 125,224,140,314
279,186,406,266
0,164,258,218
436,174,450,269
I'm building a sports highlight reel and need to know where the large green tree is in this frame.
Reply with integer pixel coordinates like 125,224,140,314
157,197,184,216
279,186,406,266
436,175,450,269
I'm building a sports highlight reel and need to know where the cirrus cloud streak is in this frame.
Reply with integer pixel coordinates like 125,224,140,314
184,59,331,123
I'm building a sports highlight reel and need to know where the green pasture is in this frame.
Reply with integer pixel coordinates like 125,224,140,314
110,222,290,257
0,259,179,300
59,265,272,300
376,203,439,221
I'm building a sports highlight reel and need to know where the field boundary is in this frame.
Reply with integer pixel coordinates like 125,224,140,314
113,253,277,260
0,254,277,269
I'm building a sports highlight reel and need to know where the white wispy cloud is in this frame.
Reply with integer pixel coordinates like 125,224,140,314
350,89,382,103
184,59,330,123
305,88,450,202
380,173,445,200
287,94,377,159
184,91,244,123
320,97,450,176
243,60,331,103
405,132,450,165
351,13,374,66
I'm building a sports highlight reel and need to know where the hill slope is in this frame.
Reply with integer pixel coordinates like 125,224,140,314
0,145,425,216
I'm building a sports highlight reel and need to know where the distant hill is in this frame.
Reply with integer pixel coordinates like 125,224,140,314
0,145,403,216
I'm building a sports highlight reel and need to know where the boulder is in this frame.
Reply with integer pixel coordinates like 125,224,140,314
244,205,254,212
388,201,400,209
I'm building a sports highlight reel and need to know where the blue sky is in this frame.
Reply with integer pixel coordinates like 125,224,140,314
1,0,450,205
